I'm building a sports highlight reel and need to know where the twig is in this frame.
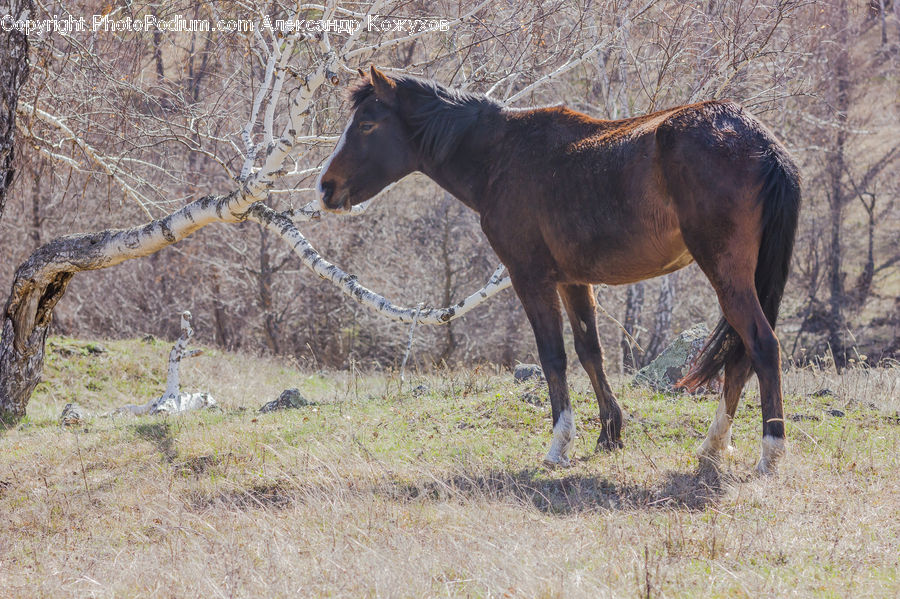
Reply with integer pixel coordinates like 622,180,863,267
400,303,423,386
595,292,645,354
74,431,92,501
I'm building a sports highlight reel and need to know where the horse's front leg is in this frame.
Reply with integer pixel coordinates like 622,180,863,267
510,274,575,467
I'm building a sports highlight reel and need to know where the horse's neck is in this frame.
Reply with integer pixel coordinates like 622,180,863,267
419,106,608,212
420,160,482,213
418,111,506,214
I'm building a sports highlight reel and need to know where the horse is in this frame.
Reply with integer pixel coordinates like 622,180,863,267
316,66,801,474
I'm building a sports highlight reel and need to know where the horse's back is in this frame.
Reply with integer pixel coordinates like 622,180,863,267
486,100,790,285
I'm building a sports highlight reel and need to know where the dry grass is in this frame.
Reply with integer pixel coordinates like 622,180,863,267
1,337,898,597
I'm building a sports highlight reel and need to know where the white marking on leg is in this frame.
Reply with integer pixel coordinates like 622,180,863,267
699,397,733,462
314,110,355,210
756,435,786,475
544,408,575,467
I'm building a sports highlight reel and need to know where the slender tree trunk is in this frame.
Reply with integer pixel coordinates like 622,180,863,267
621,282,645,372
852,195,876,307
210,274,231,350
501,294,520,367
642,274,676,364
0,0,33,220
826,6,850,364
437,197,457,364
257,225,281,354
153,29,165,82
29,163,43,245
0,192,236,422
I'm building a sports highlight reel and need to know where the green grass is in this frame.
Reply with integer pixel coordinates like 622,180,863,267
1,337,898,597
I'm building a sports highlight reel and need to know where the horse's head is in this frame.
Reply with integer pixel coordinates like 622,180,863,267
316,66,418,213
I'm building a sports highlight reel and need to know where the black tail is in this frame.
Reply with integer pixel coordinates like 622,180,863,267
681,145,801,390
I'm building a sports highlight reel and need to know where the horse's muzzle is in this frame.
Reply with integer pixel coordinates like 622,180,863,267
319,181,351,213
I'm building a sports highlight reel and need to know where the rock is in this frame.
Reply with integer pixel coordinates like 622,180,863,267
514,364,544,383
789,413,820,422
812,388,834,398
84,343,106,355
59,403,87,426
826,408,845,417
521,389,545,407
51,341,106,357
633,323,719,394
412,384,429,397
259,388,312,413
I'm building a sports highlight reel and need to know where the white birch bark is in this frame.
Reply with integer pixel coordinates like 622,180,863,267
247,204,511,324
116,311,213,416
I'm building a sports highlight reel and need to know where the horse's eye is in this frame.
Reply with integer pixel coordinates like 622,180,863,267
358,121,376,133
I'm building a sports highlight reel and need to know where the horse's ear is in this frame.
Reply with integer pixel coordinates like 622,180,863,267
357,67,366,78
370,66,397,105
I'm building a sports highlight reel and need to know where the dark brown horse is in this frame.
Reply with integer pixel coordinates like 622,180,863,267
317,66,800,473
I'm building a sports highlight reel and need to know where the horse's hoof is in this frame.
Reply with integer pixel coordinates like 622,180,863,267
756,435,786,476
595,434,623,452
543,453,572,468
698,440,733,465
755,460,776,476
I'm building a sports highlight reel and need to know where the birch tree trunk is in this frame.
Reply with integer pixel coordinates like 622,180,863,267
0,193,515,422
0,0,33,220
0,191,241,421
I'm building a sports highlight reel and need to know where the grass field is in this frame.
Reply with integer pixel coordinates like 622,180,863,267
1,337,898,597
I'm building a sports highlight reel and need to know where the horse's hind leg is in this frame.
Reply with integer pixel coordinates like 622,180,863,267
687,254,787,474
718,292,785,473
698,356,752,467
559,284,624,451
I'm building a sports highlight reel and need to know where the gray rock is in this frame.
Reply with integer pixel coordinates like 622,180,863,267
789,413,820,422
812,388,834,398
521,389,545,407
259,388,312,413
826,408,845,417
59,403,87,426
412,384,429,397
633,323,719,394
514,364,544,383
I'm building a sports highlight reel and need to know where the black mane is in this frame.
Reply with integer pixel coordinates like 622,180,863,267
349,74,502,163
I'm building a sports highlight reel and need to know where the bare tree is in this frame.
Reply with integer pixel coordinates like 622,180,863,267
1,0,523,421
0,0,34,221
792,1,900,364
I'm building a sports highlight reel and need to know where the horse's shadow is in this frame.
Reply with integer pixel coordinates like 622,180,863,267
201,461,740,515
389,463,735,514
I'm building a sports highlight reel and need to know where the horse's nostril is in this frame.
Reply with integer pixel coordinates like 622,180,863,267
320,180,335,205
